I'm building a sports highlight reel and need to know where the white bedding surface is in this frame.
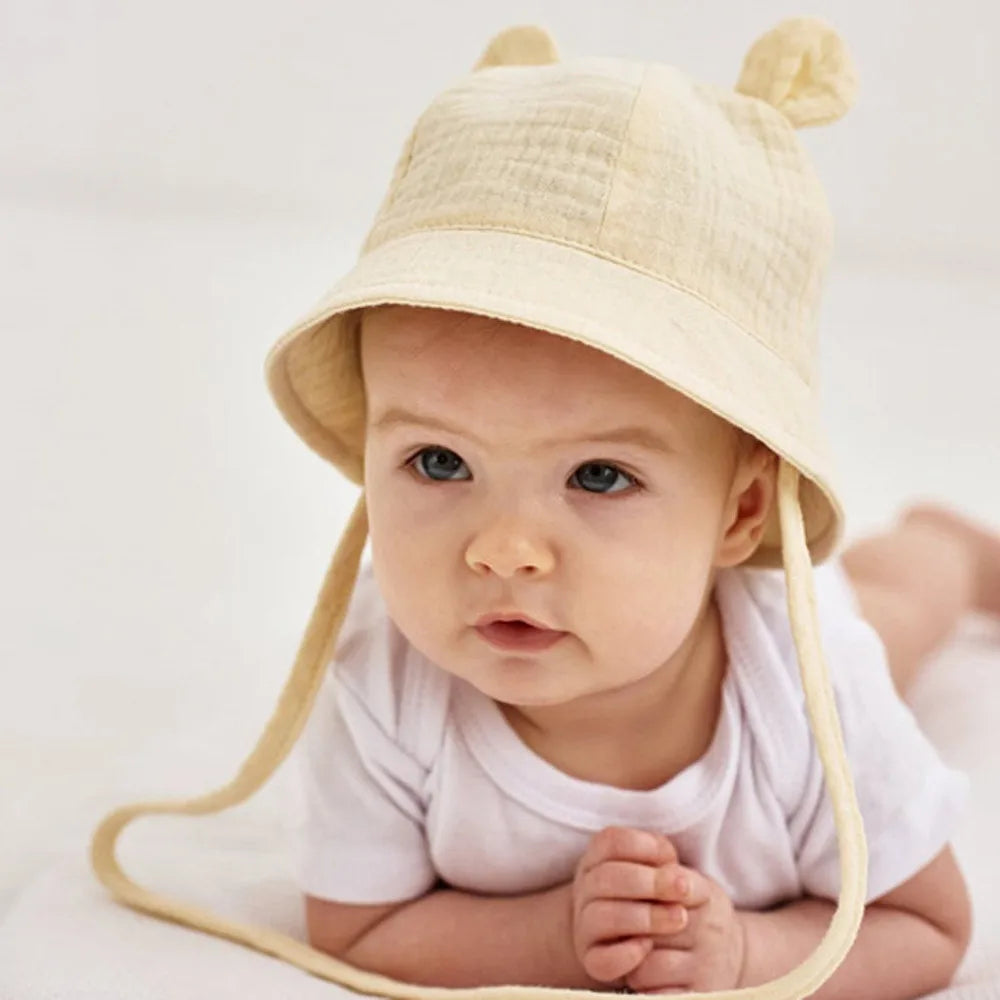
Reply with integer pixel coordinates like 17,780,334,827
1,617,999,998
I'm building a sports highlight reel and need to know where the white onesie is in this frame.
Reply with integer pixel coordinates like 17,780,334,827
286,555,969,911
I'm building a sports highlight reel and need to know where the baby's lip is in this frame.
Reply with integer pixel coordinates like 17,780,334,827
474,611,561,632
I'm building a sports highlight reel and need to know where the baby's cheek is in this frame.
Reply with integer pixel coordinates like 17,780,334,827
647,615,695,667
593,599,692,671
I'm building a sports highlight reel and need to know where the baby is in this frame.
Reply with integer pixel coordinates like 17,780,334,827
87,15,1000,1000
290,302,997,996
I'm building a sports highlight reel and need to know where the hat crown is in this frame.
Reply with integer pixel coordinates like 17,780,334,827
264,19,856,566
361,51,836,384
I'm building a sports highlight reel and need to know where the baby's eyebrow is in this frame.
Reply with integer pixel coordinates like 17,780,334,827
370,406,676,455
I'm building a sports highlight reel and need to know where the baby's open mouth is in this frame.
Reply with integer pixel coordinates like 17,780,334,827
475,619,567,652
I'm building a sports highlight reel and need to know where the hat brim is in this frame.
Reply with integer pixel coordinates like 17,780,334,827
266,227,845,567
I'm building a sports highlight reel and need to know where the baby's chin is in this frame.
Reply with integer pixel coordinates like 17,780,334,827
410,630,582,702
461,671,587,708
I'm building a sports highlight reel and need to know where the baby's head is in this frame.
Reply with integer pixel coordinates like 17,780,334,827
357,303,776,709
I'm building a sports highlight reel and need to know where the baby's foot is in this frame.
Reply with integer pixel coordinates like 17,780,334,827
900,503,1000,618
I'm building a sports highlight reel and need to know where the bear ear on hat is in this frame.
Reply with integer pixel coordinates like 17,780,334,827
473,24,561,70
735,16,858,128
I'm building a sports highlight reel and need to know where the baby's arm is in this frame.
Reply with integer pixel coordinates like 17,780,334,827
307,881,599,990
739,844,972,999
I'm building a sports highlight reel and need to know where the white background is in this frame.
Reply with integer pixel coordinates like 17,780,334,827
2,0,998,940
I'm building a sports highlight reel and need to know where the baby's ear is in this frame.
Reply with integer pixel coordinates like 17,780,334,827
735,16,858,128
472,25,560,71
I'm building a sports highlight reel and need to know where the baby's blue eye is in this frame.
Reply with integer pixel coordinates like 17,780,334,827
573,462,635,494
413,447,470,481
407,447,638,495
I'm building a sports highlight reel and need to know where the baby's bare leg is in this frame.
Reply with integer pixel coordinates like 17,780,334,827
840,504,1000,697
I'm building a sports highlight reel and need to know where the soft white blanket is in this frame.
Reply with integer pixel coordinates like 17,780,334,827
2,618,998,999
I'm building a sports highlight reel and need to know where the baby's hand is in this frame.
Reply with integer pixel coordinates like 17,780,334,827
570,826,688,987
624,863,747,995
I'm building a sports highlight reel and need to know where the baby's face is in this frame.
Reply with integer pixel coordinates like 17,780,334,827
359,304,753,709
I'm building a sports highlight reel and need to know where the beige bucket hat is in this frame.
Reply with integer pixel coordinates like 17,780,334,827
92,17,865,1000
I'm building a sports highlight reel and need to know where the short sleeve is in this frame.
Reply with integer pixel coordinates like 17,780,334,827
789,567,971,903
286,666,438,903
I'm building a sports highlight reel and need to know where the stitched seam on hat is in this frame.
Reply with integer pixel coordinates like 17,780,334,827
343,273,817,459
366,224,804,375
595,62,649,244
295,281,819,461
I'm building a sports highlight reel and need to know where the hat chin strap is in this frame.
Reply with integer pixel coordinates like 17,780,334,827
748,459,869,997
89,459,866,1000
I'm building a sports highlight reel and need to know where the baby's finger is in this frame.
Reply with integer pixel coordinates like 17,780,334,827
581,936,654,985
581,859,677,904
578,826,677,877
654,864,713,907
625,946,694,994
578,898,688,943
650,920,697,952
